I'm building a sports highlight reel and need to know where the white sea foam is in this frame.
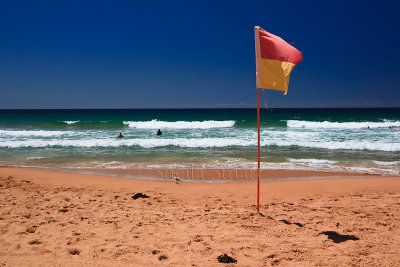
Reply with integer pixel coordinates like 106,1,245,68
123,120,235,129
251,160,398,176
63,120,80,124
1,136,399,152
0,130,73,137
262,139,400,152
0,137,253,148
27,158,400,176
287,120,400,129
372,160,400,166
1,124,399,151
1,155,399,176
26,157,44,160
289,158,338,164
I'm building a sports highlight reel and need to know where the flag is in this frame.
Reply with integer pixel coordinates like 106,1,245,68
254,26,303,95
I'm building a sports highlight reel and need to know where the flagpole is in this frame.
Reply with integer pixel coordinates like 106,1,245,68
254,26,303,213
257,88,260,213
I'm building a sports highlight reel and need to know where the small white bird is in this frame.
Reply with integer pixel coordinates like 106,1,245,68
174,173,182,183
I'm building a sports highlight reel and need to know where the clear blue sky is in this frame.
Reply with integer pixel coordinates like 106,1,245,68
1,0,399,108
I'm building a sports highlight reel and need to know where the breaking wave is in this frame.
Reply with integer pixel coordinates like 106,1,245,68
287,120,400,129
123,120,235,129
63,120,80,125
0,130,73,137
1,137,399,151
0,138,253,148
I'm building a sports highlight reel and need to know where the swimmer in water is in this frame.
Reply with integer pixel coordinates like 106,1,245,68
117,132,124,138
156,129,162,136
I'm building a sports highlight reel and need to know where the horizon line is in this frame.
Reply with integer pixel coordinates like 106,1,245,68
1,107,400,110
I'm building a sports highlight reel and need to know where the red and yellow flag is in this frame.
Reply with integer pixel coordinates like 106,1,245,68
254,26,303,94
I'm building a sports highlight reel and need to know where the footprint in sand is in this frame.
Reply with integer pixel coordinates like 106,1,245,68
193,235,203,242
26,226,37,233
28,239,42,245
68,248,80,255
158,255,168,261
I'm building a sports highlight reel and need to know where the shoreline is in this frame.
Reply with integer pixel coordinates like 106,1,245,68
1,166,399,207
1,167,399,266
0,165,382,183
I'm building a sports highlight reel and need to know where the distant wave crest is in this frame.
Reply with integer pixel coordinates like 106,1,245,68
287,120,400,129
63,120,80,125
123,120,236,129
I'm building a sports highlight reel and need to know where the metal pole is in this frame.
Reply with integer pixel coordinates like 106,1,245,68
257,88,261,213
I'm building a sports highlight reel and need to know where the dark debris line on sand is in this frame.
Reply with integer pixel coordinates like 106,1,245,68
132,193,150,200
217,254,237,264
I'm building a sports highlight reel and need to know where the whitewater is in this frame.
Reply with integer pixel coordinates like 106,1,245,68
0,108,399,176
1,124,398,152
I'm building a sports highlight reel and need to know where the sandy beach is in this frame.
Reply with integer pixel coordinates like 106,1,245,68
0,167,399,266
2,0,400,265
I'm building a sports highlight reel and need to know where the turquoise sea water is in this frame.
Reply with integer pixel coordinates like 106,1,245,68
0,108,399,176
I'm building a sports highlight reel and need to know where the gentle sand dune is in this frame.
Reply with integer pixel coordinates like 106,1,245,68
0,167,399,266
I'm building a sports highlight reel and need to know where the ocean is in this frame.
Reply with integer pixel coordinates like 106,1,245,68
0,108,399,177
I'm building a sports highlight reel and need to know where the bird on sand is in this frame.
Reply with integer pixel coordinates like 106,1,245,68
174,173,182,183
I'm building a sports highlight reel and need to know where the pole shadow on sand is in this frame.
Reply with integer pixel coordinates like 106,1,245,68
258,212,359,244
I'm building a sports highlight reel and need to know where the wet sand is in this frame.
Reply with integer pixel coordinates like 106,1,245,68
0,167,399,266
50,167,376,182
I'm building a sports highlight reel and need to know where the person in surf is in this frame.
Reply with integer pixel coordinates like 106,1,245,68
156,129,162,136
117,132,124,138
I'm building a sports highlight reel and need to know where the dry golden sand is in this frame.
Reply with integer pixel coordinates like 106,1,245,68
0,167,399,266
